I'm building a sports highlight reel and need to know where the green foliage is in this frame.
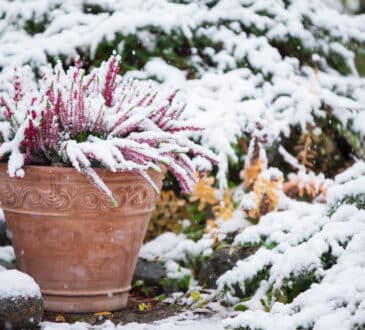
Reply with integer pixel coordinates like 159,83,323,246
264,241,278,250
183,207,205,240
157,294,166,302
185,251,211,275
296,326,314,330
132,279,144,288
232,266,271,299
327,49,353,75
328,193,365,216
161,274,191,293
237,239,266,250
131,279,153,296
228,327,264,330
320,248,338,270
91,27,209,78
267,269,319,305
234,303,248,312
273,115,355,178
270,36,312,68
73,130,106,143
24,14,49,35
170,0,219,7
356,50,365,76
82,3,112,15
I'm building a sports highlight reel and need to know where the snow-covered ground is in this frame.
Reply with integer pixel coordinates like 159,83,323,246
42,314,225,330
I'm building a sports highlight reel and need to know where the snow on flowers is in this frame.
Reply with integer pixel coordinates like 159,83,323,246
0,55,217,203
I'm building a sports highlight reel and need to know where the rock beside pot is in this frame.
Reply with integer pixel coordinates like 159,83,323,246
133,258,167,290
198,245,258,289
0,270,44,330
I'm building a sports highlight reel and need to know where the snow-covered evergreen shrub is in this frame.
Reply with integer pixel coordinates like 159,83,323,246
0,0,364,187
121,160,365,329
218,162,365,329
0,55,216,202
327,161,365,215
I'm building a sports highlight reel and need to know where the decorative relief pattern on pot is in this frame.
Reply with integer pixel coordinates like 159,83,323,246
0,181,154,211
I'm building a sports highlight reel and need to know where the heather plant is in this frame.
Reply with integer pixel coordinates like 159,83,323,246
0,55,217,204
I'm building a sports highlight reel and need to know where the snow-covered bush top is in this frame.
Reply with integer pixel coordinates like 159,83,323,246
1,0,365,188
218,163,365,330
327,160,365,215
140,162,365,330
0,55,217,203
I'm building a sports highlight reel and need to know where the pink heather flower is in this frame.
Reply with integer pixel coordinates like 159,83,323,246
0,55,218,202
0,96,13,120
102,56,120,107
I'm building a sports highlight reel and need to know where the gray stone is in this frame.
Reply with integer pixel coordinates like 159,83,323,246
0,270,44,330
133,258,166,289
198,245,258,289
0,296,44,330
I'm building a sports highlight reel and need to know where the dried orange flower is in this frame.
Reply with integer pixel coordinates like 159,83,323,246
213,191,233,221
148,190,187,240
205,219,217,233
242,168,283,219
189,174,217,211
295,132,317,169
241,138,268,190
283,170,332,202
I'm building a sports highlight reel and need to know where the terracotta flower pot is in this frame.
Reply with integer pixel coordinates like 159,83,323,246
0,163,163,313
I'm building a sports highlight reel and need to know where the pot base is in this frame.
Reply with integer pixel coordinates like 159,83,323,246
42,288,130,313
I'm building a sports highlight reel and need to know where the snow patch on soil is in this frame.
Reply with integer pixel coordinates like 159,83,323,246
41,315,225,330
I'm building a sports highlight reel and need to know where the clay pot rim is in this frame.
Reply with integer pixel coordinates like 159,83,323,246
0,162,164,182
